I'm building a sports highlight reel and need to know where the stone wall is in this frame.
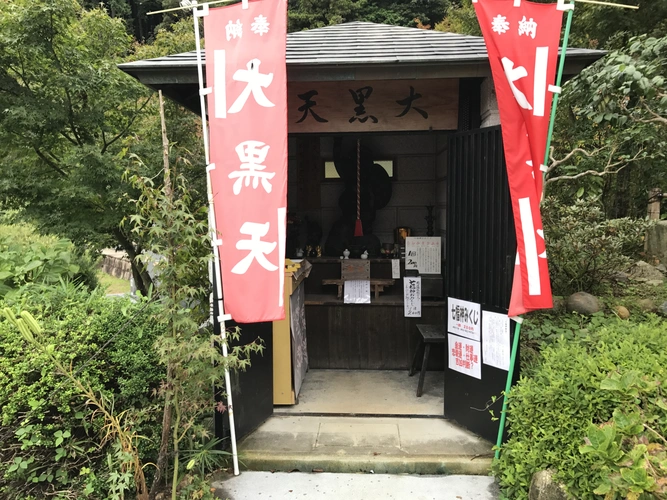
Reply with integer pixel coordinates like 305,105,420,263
100,251,132,280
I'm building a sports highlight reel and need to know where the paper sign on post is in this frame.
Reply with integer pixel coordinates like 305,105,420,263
447,297,481,341
448,334,481,380
344,280,371,304
403,277,421,317
482,311,511,371
405,237,441,274
392,259,401,279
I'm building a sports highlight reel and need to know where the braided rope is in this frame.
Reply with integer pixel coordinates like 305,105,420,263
356,139,361,220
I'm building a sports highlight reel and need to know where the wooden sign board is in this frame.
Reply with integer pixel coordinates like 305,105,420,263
288,79,459,134
341,260,370,280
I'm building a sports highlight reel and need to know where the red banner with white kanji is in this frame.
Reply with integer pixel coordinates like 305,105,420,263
204,0,288,323
474,0,561,315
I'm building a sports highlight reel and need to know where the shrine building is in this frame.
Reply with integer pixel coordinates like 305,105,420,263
119,21,603,455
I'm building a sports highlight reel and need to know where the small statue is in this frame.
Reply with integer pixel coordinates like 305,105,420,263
316,245,322,257
305,245,312,258
361,250,369,260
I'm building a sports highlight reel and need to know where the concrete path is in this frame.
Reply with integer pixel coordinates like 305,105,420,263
213,471,499,500
275,370,444,416
237,415,493,475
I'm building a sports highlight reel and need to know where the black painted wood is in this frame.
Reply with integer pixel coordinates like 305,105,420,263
416,324,447,343
213,276,274,444
305,303,446,370
444,126,520,443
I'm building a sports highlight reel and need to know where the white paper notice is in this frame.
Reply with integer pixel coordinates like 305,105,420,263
447,297,481,341
405,237,441,274
403,277,421,317
343,280,371,304
448,334,481,379
391,259,401,279
482,311,511,371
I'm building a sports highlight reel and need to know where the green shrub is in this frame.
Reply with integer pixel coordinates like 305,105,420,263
0,282,164,499
542,197,651,296
494,316,667,500
0,223,99,295
580,376,667,500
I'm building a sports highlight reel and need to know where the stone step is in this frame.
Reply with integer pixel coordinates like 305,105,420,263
238,450,492,475
235,415,493,476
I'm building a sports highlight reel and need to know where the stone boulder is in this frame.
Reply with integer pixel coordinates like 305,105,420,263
614,305,630,319
610,271,630,283
659,301,667,318
529,470,570,500
566,292,602,315
628,261,665,283
637,299,657,313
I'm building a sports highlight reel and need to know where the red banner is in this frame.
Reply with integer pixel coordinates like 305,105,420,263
204,0,288,323
474,0,562,315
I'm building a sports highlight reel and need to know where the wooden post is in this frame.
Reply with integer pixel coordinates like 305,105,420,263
648,188,661,220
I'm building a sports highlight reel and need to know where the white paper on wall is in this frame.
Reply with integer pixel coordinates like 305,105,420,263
392,259,401,279
403,276,421,317
343,280,371,304
482,311,511,371
405,237,441,274
447,297,481,341
448,334,481,379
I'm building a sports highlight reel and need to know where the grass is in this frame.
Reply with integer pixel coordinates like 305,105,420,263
97,270,131,295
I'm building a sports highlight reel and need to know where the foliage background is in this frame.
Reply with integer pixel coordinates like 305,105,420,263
0,284,164,499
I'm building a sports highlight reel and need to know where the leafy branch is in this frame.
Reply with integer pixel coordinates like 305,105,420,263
545,145,646,186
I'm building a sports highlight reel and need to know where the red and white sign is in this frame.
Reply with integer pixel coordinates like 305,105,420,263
474,0,561,315
448,334,482,380
448,297,481,341
204,0,288,323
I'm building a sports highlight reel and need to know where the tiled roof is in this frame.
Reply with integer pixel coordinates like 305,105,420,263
118,21,603,72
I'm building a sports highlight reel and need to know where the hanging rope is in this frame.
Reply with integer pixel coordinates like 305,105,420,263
354,139,363,237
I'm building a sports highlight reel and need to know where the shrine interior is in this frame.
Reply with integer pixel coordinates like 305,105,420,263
277,130,450,415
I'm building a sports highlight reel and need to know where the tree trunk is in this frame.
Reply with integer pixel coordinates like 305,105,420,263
113,228,153,295
148,366,174,500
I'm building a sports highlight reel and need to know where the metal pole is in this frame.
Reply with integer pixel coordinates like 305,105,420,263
542,0,575,190
193,6,241,476
495,0,577,460
494,318,522,459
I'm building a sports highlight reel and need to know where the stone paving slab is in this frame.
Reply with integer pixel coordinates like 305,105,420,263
213,471,500,500
237,415,493,475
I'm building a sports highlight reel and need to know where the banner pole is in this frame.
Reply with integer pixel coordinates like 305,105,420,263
494,317,523,459
193,6,241,476
542,0,575,191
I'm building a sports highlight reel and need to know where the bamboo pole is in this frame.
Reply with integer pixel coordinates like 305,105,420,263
496,0,576,459
494,319,522,459
192,6,241,476
575,0,638,9
148,0,232,16
543,0,576,190
148,0,250,16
